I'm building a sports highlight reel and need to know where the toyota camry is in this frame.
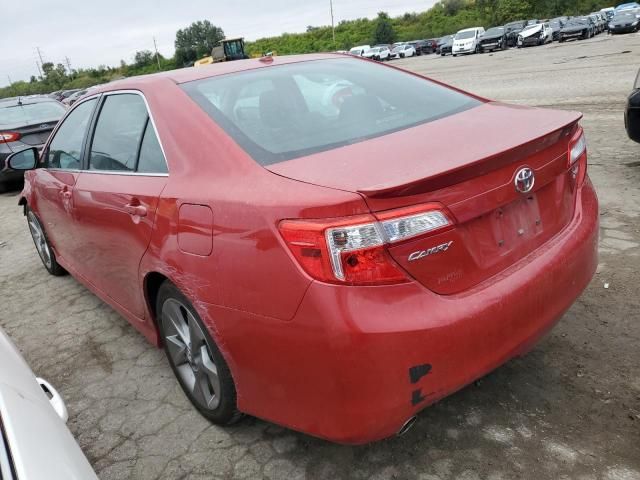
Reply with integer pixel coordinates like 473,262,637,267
6,54,599,444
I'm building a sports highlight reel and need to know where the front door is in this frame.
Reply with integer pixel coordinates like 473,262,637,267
72,92,168,318
33,98,98,268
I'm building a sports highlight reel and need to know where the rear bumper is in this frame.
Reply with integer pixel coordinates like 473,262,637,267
209,179,599,444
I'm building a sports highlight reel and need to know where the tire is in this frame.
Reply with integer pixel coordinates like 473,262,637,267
157,282,241,425
452,54,457,57
26,208,66,276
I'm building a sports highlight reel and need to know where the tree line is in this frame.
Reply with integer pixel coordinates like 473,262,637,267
0,0,616,99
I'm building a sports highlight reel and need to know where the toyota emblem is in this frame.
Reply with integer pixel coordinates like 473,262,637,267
514,167,535,194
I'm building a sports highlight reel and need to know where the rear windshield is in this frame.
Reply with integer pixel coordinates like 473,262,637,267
0,101,66,128
181,58,480,165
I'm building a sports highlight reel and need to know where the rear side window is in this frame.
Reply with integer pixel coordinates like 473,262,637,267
181,58,480,165
89,94,148,171
137,120,167,174
46,98,97,169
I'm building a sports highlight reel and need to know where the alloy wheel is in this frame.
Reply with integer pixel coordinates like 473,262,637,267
162,298,221,410
27,212,52,270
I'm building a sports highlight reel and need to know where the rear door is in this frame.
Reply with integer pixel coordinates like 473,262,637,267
33,97,98,267
73,92,168,318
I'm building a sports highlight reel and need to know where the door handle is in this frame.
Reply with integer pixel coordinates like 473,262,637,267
124,204,147,217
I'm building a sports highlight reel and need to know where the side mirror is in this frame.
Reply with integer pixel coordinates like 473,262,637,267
6,147,38,171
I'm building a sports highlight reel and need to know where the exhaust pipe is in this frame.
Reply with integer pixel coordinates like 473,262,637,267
397,416,418,437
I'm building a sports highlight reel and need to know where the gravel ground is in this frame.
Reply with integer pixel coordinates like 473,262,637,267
1,32,639,480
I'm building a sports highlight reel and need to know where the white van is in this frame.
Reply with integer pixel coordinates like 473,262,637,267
452,27,485,56
349,45,371,56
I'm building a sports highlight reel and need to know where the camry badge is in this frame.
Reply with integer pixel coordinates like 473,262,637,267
514,167,535,193
408,241,453,262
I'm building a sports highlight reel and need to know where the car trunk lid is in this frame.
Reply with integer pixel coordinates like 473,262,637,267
268,102,583,294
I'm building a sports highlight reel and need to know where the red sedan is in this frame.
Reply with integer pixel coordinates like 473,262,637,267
6,54,598,444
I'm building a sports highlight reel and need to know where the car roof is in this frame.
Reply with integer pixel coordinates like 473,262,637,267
90,54,349,93
0,96,60,107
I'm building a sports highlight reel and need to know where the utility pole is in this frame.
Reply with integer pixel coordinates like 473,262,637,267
330,0,336,49
35,60,42,78
36,46,45,65
65,56,72,73
153,37,161,71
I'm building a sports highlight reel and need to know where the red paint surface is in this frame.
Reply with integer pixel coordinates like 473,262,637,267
20,54,599,444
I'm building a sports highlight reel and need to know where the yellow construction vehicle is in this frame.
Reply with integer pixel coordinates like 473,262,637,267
194,37,249,67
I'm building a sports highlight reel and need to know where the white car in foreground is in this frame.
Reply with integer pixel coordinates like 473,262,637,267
362,47,391,61
517,22,553,47
452,27,485,56
0,328,98,479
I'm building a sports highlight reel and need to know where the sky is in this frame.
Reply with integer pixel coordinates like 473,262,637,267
0,0,438,87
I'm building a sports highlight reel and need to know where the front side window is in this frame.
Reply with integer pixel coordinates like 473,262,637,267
89,94,148,171
181,58,481,165
46,98,97,169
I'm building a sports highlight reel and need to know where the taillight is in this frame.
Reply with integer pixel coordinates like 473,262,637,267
279,204,452,285
0,132,21,143
568,127,587,186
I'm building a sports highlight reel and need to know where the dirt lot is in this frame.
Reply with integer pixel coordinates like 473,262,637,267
1,33,639,480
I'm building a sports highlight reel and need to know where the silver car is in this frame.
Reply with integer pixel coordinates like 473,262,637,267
0,327,97,479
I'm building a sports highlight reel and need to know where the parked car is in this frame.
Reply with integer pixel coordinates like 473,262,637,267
625,68,640,143
504,20,528,46
616,2,640,11
478,26,509,52
584,15,599,35
608,9,640,33
559,18,594,41
0,96,66,191
549,18,566,40
349,45,370,56
588,13,606,32
362,47,390,61
424,38,440,53
452,27,485,56
408,39,437,55
6,54,599,445
56,89,80,103
62,89,87,106
517,22,553,47
437,35,454,56
0,326,98,479
390,44,416,58
601,7,616,19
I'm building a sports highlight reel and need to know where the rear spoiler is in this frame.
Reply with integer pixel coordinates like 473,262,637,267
358,123,580,199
